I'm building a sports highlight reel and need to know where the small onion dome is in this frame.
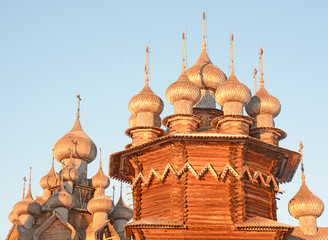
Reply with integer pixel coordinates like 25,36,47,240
245,87,281,118
47,180,75,210
60,161,79,182
53,117,97,163
13,189,41,217
215,74,251,107
111,195,133,221
91,159,110,189
128,84,164,117
166,72,201,105
40,159,57,189
288,181,324,219
185,50,227,91
129,114,137,128
87,188,112,214
8,210,19,223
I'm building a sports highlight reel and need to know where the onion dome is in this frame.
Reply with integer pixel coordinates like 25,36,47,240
13,168,41,217
87,187,112,214
60,157,79,182
215,34,251,114
47,178,75,210
91,149,110,189
289,142,324,219
40,156,57,189
246,49,281,120
128,46,164,118
166,32,201,115
185,13,226,92
53,95,97,164
111,191,133,221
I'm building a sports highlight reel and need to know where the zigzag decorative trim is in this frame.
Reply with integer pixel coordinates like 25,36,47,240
132,163,284,193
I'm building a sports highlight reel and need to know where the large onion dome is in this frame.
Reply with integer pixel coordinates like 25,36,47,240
47,179,75,210
111,194,133,221
215,34,251,115
185,13,227,95
53,97,97,164
87,187,113,214
91,152,110,190
13,171,41,217
128,84,164,117
40,157,57,189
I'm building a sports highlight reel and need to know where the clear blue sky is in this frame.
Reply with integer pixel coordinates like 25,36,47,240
1,0,327,238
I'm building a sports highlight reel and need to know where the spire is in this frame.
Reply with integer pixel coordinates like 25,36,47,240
22,176,27,199
182,32,186,73
254,68,258,93
299,141,305,184
145,46,149,87
202,12,206,51
76,94,81,118
120,181,123,197
26,167,32,199
230,33,234,75
260,48,264,88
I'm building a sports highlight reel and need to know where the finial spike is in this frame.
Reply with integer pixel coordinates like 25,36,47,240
182,32,185,73
254,68,258,93
26,167,32,198
145,46,149,86
202,12,206,51
22,176,27,199
260,48,264,88
99,147,102,169
299,141,305,183
231,33,234,75
76,95,81,118
112,185,116,203
120,181,123,197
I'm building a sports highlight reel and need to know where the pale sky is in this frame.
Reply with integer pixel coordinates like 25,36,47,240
1,0,327,238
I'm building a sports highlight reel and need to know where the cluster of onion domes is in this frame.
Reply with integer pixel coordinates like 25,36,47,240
53,111,97,164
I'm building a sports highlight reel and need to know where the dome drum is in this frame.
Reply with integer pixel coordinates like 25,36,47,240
250,127,286,146
256,114,274,128
126,127,166,147
162,114,203,134
211,115,253,135
298,216,320,235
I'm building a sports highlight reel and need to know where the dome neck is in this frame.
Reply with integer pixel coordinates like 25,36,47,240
202,12,206,51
